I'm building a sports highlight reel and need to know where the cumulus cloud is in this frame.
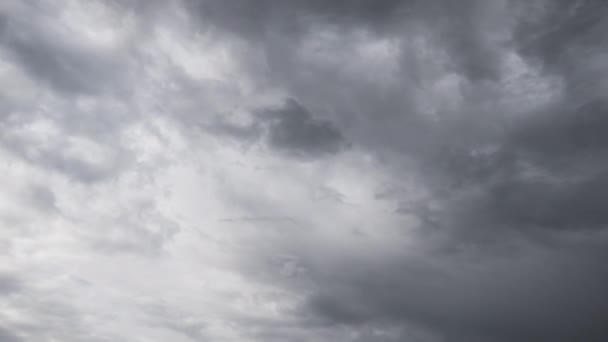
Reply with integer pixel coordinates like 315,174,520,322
2,0,608,341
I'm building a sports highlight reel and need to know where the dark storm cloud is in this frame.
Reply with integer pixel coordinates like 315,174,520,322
178,0,608,341
515,0,608,68
417,99,608,234
303,239,608,342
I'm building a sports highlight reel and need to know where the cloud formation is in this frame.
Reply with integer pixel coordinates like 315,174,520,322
2,0,608,341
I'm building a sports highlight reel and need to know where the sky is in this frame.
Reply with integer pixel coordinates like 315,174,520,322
1,0,608,341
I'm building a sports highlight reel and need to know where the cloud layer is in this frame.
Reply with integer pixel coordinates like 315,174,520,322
2,0,608,341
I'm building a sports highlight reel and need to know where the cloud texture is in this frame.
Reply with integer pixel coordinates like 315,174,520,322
2,0,608,341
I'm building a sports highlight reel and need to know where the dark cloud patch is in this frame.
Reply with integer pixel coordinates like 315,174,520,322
261,99,347,158
206,98,348,158
304,243,608,342
187,0,409,38
515,0,608,69
480,171,608,231
514,0,608,107
412,96,608,235
510,99,608,169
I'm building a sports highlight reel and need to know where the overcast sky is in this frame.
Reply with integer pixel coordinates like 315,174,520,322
2,0,608,341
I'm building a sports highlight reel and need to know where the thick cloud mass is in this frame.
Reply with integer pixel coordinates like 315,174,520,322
2,0,608,341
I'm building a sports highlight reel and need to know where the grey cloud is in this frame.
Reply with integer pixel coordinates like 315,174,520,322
25,184,57,213
415,98,608,234
303,242,608,342
481,172,608,231
510,99,608,169
188,0,512,87
209,98,347,158
83,203,181,256
0,290,117,342
261,99,347,158
0,273,23,295
187,0,408,38
515,0,608,68
4,0,608,341
187,0,515,166
139,300,209,341
514,0,608,107
0,3,133,96
207,120,263,145
0,131,132,184
0,2,142,185
179,0,608,341
0,327,22,342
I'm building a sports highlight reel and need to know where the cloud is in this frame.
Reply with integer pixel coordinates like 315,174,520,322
2,0,608,341
303,238,608,342
260,98,347,158
0,327,22,342
0,1,135,96
208,98,347,159
0,272,23,296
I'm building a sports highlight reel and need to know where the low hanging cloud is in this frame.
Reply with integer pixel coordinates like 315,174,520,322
2,0,608,341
